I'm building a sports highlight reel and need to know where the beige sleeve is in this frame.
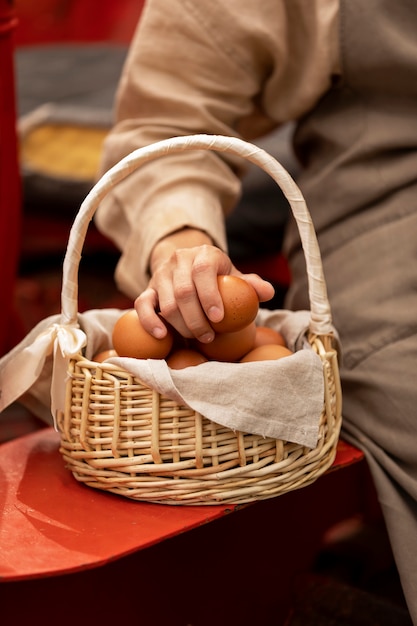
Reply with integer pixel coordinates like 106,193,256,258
95,0,339,299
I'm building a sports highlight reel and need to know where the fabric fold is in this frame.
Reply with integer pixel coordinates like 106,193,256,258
0,307,336,448
110,348,324,448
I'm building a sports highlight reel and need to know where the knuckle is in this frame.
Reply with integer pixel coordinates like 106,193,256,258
192,257,213,278
158,298,179,319
135,289,149,304
173,281,195,302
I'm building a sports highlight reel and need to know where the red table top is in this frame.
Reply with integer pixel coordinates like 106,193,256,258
0,428,364,582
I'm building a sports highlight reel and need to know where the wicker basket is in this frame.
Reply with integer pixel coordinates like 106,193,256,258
57,134,342,505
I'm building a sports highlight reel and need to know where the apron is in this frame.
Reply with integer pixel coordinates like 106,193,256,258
284,0,417,620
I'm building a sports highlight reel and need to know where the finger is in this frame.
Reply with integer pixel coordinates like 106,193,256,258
191,247,230,325
150,274,193,339
134,288,168,339
242,273,276,302
171,254,216,342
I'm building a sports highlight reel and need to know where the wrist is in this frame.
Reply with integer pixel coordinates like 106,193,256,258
150,228,213,275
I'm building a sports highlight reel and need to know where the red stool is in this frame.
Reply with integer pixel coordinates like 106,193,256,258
0,428,369,625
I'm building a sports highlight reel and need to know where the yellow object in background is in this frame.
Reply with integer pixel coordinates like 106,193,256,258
20,122,108,180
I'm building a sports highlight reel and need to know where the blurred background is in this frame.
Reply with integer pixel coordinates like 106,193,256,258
0,0,144,439
14,0,143,45
5,0,292,360
6,0,145,356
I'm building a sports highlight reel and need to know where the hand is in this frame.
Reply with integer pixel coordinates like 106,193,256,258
135,229,275,343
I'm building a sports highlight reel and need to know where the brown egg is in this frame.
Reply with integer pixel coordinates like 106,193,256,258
197,321,256,362
240,344,293,363
112,309,174,359
253,326,287,348
166,349,208,369
93,349,119,362
210,275,259,333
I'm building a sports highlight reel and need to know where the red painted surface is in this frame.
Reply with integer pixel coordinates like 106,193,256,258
0,428,238,581
331,438,365,469
0,0,21,357
14,0,145,45
0,427,365,582
0,427,371,626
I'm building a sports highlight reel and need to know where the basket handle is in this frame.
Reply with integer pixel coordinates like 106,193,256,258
61,134,333,335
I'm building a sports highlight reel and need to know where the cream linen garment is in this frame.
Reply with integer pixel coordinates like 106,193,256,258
95,0,339,299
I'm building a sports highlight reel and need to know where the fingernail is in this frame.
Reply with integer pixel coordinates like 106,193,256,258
198,332,214,344
207,306,222,322
153,327,165,339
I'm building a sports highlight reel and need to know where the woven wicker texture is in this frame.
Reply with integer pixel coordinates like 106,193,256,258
57,135,342,505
